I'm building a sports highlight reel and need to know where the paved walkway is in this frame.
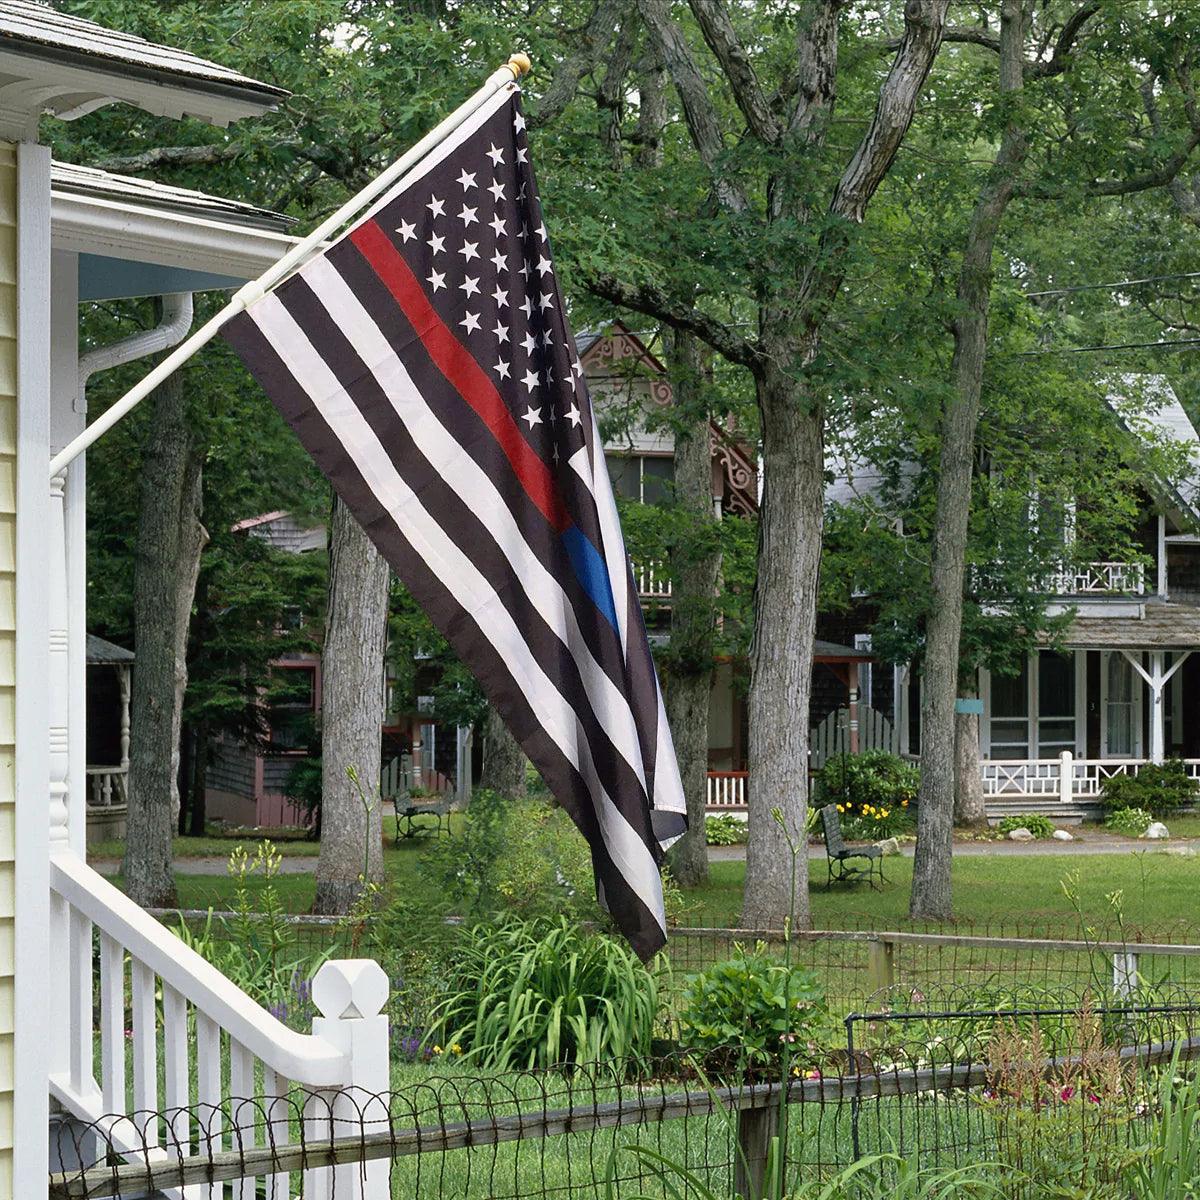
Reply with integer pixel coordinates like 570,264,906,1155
88,834,1198,877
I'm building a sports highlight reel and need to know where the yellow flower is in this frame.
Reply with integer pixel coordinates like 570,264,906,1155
451,1043,462,1055
902,799,909,807
837,804,845,813
881,810,890,818
432,1045,443,1055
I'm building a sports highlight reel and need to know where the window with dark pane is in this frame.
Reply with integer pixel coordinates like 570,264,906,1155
642,457,674,505
989,657,1029,759
1037,651,1076,757
606,455,641,500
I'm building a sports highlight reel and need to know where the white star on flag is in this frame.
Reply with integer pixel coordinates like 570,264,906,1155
487,143,505,166
427,269,446,292
565,404,582,427
487,179,506,202
493,285,509,308
521,331,538,354
456,169,477,191
489,213,507,237
493,322,510,343
493,358,511,380
397,219,416,242
458,204,478,226
460,311,481,333
427,232,445,254
459,241,479,262
522,368,539,393
427,194,445,217
521,404,542,427
460,276,480,297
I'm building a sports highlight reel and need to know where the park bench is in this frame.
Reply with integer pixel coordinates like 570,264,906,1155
819,804,884,889
381,753,455,841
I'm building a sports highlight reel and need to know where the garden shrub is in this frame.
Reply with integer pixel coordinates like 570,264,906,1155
1100,760,1197,817
1104,806,1153,837
678,942,830,1073
815,751,917,839
996,813,1055,839
704,814,749,845
426,916,659,1069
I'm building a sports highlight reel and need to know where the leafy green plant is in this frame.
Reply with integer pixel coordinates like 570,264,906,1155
1101,761,1197,817
1105,806,1153,837
705,814,750,845
815,752,916,838
174,841,331,1021
678,944,829,1073
1125,1056,1200,1200
426,917,660,1070
996,812,1055,839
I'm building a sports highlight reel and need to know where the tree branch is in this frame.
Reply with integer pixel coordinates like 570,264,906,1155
529,0,629,129
586,272,762,370
1027,2,1101,78
93,143,242,173
878,24,999,55
635,0,748,211
831,0,949,224
687,0,780,143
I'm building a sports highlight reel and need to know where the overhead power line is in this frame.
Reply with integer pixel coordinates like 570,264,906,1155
1010,337,1200,358
1025,271,1200,298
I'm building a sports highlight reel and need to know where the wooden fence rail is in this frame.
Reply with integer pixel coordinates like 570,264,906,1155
50,1035,1200,1199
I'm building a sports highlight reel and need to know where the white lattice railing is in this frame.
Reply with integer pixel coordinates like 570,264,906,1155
1040,561,1146,596
86,765,127,807
635,560,672,600
706,770,748,809
49,851,390,1199
981,753,1200,799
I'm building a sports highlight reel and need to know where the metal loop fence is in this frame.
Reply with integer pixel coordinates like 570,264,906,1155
49,997,1200,1200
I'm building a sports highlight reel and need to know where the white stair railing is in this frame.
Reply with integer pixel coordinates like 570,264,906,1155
49,850,389,1199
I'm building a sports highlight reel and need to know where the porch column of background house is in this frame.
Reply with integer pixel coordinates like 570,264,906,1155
847,661,860,755
1121,648,1191,764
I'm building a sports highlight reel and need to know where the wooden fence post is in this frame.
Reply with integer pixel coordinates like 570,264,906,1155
868,937,895,995
734,1103,775,1200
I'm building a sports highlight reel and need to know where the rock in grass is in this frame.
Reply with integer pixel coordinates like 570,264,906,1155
1052,829,1073,842
1007,828,1035,842
1142,822,1170,840
875,837,901,856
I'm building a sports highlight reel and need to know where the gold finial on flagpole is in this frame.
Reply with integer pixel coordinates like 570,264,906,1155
507,52,532,78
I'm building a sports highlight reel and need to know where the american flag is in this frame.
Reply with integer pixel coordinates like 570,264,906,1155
223,82,686,959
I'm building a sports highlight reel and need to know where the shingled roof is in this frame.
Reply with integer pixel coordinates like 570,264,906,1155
1053,602,1200,649
0,0,285,126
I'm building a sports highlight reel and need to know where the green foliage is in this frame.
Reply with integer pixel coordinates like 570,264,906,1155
1124,1059,1200,1200
815,752,916,839
421,790,601,924
704,814,749,846
1105,807,1154,837
677,943,829,1072
174,841,330,1020
1101,762,1198,817
997,813,1056,840
426,917,659,1070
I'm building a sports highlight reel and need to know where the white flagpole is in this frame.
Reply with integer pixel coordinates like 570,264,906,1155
49,53,532,480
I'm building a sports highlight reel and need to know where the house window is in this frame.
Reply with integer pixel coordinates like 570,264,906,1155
1104,653,1138,758
989,659,1029,760
267,666,316,750
1037,651,1076,757
606,454,674,504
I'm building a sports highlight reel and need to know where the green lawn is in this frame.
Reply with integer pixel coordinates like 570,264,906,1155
103,838,1200,939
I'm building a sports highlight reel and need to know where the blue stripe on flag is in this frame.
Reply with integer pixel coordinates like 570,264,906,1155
562,524,620,633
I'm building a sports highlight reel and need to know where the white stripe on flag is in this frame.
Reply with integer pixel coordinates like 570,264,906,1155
251,293,667,931
302,255,651,794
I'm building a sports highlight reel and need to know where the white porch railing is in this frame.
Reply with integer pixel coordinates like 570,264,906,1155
981,752,1200,800
706,770,748,809
1039,561,1146,596
635,560,672,600
49,851,390,1199
86,765,127,807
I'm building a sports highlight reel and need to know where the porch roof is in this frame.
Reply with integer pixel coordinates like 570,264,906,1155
813,638,874,662
1053,602,1200,649
86,634,134,665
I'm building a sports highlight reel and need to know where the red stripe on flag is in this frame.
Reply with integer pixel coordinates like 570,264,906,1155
348,220,569,533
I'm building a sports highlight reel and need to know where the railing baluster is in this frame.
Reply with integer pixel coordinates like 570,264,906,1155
163,984,191,1154
68,906,95,1099
131,959,159,1146
195,1014,223,1200
99,932,126,1115
229,1041,259,1200
262,1067,291,1200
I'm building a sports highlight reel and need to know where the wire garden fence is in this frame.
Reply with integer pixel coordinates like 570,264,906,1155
49,995,1200,1200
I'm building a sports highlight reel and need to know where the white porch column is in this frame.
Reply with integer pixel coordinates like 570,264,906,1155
1122,649,1192,765
1157,514,1168,599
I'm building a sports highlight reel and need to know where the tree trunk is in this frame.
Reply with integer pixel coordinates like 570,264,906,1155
478,704,527,799
953,669,988,828
910,0,1028,919
664,331,719,888
124,366,206,907
314,497,390,914
742,359,823,930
